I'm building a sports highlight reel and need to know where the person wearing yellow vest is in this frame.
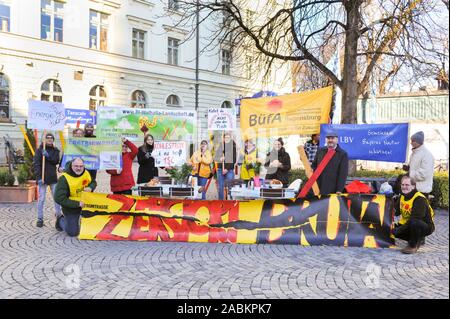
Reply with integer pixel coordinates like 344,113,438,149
54,158,97,237
189,140,213,200
239,139,258,185
393,175,435,254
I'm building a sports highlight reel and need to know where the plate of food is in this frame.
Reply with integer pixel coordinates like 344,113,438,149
270,179,283,189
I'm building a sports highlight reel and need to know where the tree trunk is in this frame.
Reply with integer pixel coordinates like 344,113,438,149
341,0,361,125
342,1,362,175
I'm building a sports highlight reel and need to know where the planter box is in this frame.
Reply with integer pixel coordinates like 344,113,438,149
0,185,37,203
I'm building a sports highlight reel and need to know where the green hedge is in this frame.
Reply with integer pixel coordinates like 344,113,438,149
289,169,449,209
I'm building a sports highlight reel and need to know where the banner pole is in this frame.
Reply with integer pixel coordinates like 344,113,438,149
59,130,65,151
41,130,46,183
20,125,35,157
297,145,320,196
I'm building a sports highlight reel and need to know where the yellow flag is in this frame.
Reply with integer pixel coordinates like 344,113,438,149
240,86,333,138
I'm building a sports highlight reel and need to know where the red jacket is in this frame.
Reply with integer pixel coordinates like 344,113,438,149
106,140,138,192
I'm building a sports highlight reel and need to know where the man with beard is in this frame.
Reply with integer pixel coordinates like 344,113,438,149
54,158,97,237
311,131,348,195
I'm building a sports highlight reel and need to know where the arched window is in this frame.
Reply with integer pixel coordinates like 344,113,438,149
166,94,180,107
41,79,62,102
221,101,232,108
0,73,10,120
89,85,107,110
131,90,147,108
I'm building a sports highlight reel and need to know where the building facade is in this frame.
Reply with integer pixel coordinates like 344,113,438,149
0,0,293,163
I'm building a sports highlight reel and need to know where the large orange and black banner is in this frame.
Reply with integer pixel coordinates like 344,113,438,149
79,192,395,248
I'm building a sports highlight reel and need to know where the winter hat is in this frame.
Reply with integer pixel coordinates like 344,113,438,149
45,132,55,140
411,131,424,145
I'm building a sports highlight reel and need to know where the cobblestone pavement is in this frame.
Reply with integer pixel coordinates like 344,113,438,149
0,169,448,299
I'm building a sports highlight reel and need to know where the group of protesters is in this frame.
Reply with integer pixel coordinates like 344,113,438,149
33,123,436,254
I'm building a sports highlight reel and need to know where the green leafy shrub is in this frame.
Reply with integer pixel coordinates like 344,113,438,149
431,172,449,209
0,170,7,186
17,166,29,186
23,127,36,180
5,172,15,186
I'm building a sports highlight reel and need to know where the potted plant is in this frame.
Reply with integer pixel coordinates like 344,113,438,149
166,163,192,186
0,167,37,203
252,162,262,187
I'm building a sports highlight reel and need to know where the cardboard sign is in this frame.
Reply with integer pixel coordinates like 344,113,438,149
208,108,236,130
27,100,66,131
153,141,186,167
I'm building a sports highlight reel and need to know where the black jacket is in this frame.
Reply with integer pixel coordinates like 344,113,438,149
214,141,237,171
33,144,60,184
137,145,158,184
264,148,291,187
312,145,348,195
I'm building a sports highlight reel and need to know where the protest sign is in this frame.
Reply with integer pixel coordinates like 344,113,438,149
153,141,186,167
320,123,409,162
96,107,196,141
208,108,236,130
240,86,332,138
65,108,97,126
61,138,122,170
27,100,66,131
79,192,395,248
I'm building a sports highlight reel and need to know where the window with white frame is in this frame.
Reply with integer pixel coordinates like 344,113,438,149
41,0,64,42
0,73,10,120
89,85,107,111
41,79,62,102
168,37,179,65
166,94,180,107
89,10,109,51
222,49,231,75
132,29,146,59
0,1,10,32
168,0,180,11
131,90,147,108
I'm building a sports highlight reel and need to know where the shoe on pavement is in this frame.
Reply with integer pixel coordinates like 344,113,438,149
401,245,418,254
36,219,44,228
419,237,425,246
55,215,63,231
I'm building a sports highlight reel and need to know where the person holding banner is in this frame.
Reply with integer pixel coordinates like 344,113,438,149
106,138,138,195
189,140,213,200
393,175,435,254
33,133,62,228
239,139,258,185
84,122,98,184
137,134,158,184
311,131,348,195
264,138,291,187
54,158,96,236
213,132,237,200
